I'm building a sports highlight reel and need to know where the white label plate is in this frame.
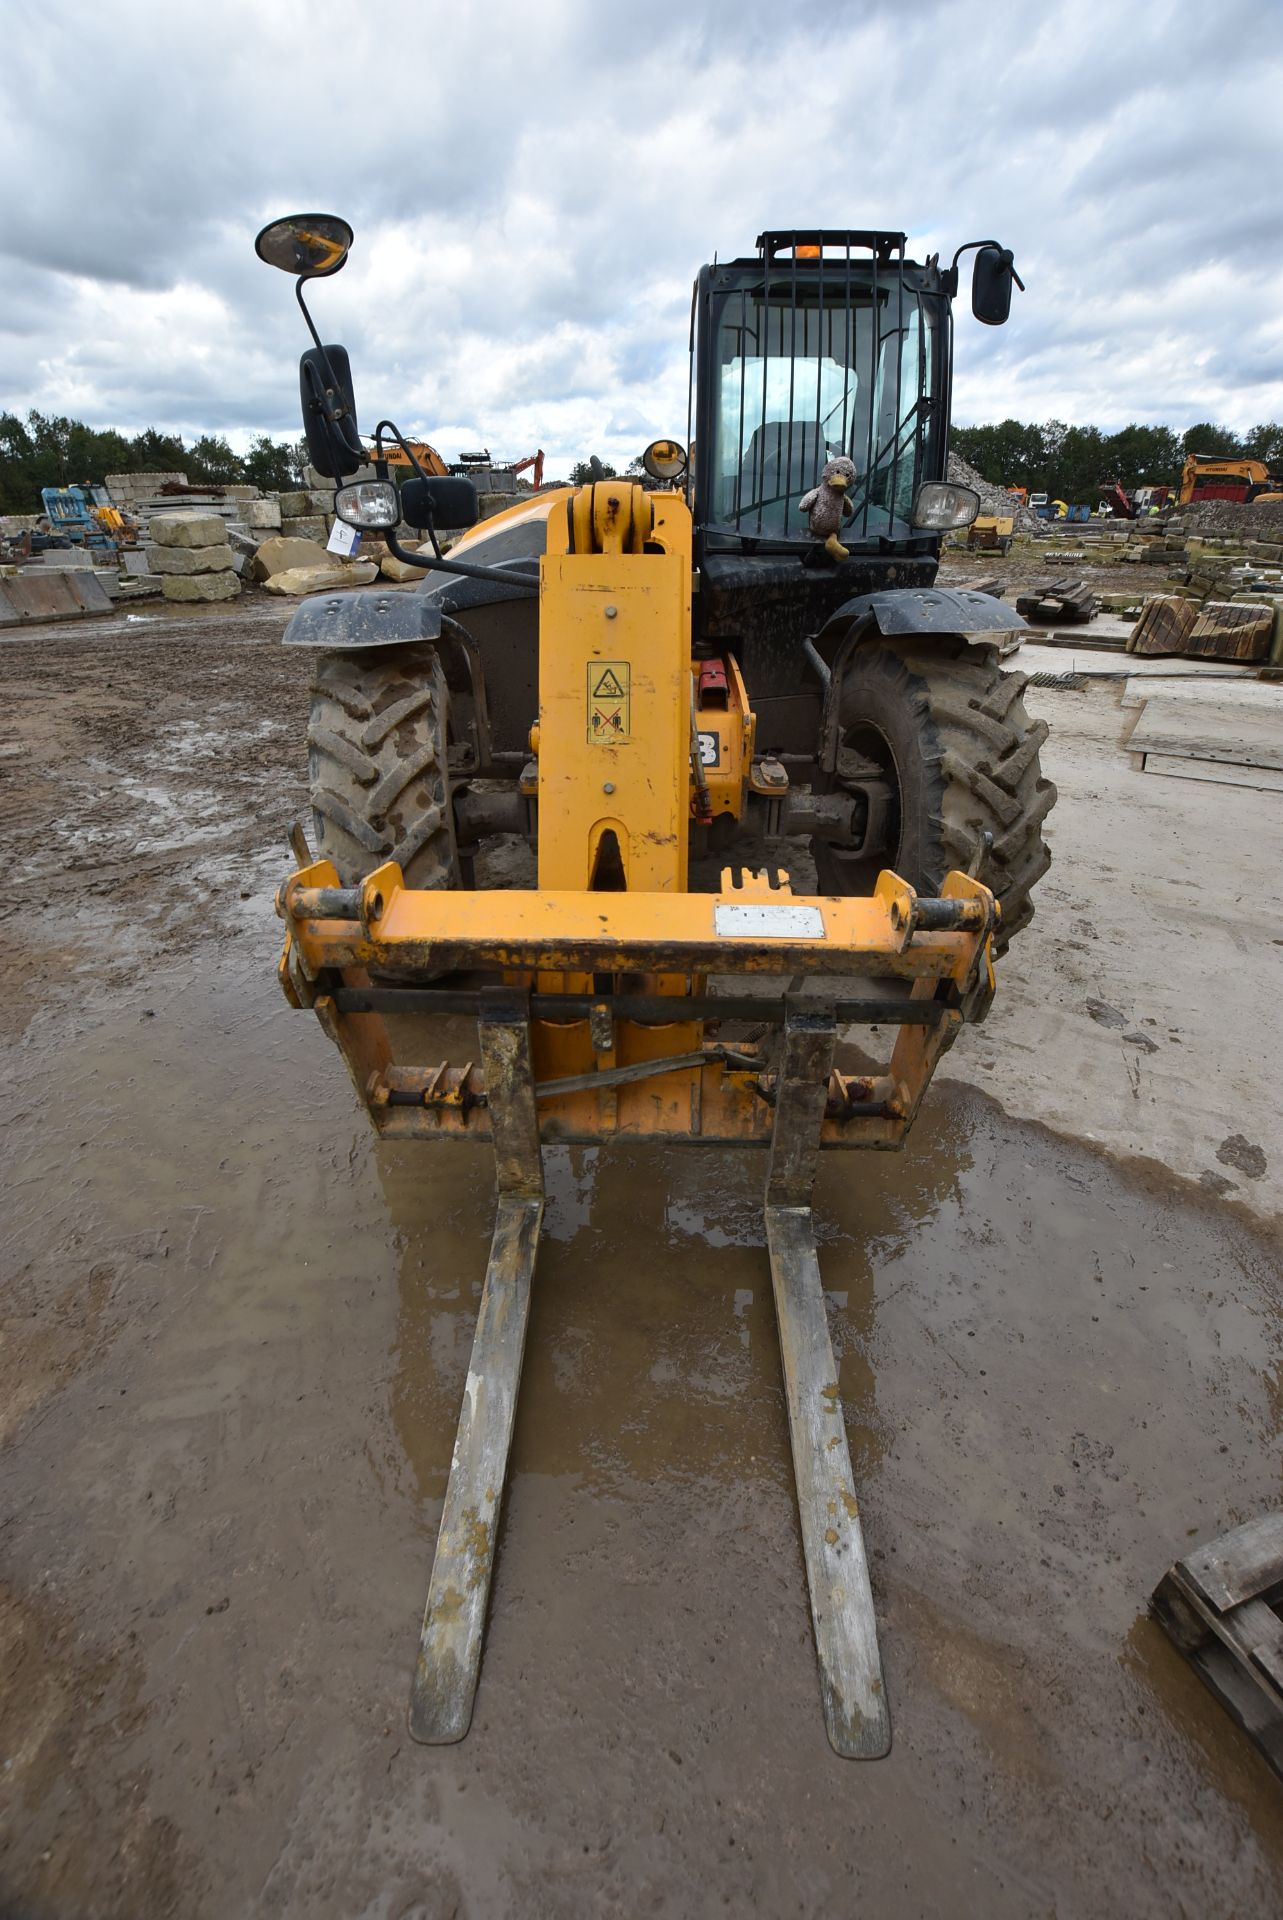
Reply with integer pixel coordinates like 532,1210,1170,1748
714,902,826,939
326,520,361,557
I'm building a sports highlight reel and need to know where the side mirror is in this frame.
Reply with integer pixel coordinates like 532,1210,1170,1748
972,245,1020,326
299,345,362,479
401,476,480,532
255,213,353,278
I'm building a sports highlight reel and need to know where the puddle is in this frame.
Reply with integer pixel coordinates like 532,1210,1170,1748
2,940,1281,1917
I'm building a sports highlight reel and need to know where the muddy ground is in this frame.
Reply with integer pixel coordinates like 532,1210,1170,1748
2,585,1282,1918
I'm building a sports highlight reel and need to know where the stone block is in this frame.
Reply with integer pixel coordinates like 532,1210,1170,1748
279,514,327,542
249,535,331,582
246,499,282,530
145,542,236,575
161,570,241,603
275,492,311,517
262,561,380,597
380,552,427,583
306,489,333,513
306,462,377,492
149,511,228,548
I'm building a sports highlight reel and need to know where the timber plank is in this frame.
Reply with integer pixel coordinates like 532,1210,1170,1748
1137,753,1283,792
1183,1512,1283,1611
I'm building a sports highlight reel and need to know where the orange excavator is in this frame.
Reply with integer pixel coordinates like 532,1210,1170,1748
365,438,546,490
508,449,545,488
1179,454,1283,505
363,435,450,475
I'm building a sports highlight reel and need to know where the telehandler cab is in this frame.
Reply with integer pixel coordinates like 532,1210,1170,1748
258,214,1054,1759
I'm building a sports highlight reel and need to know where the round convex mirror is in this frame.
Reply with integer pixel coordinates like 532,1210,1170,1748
255,213,353,277
642,438,688,483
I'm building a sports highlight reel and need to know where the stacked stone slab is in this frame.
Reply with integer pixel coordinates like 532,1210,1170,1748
104,471,189,509
276,489,330,544
148,512,241,602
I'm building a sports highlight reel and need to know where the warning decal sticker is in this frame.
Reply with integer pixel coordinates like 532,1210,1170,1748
587,660,630,744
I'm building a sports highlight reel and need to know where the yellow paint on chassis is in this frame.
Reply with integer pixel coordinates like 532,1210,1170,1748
276,481,998,1151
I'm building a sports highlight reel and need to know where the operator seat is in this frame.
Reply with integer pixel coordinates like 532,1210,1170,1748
738,421,826,530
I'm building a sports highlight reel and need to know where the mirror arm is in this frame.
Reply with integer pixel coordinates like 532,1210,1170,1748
948,238,1026,296
366,420,534,593
294,273,327,355
383,527,539,595
369,419,444,561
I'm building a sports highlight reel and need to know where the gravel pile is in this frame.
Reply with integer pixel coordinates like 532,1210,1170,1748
947,450,1040,530
1179,499,1283,538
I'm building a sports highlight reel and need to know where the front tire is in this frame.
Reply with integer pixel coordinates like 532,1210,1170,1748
308,644,459,890
811,641,1055,954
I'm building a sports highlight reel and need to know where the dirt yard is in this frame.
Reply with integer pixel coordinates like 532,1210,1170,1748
2,585,1281,1918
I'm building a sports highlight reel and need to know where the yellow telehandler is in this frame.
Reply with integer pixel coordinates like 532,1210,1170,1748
256,215,1054,1759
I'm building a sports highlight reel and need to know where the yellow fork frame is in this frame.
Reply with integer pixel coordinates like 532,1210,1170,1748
277,858,997,1151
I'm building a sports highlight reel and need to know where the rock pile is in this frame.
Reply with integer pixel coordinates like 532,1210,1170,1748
946,451,1039,531
147,512,241,603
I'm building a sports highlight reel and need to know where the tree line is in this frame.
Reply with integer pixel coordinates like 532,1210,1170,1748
951,418,1283,505
0,411,307,515
7,408,1283,520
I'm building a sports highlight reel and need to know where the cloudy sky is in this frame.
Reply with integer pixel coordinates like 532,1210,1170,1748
2,0,1281,473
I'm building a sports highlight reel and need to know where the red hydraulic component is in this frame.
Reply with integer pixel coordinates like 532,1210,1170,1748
697,657,729,708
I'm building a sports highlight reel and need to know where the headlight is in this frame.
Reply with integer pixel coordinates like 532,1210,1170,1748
334,479,400,529
911,482,980,531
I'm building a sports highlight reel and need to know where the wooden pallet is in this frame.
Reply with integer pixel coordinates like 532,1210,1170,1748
1152,1513,1283,1780
1128,596,1198,655
1188,601,1274,661
1130,596,1273,660
1014,578,1098,624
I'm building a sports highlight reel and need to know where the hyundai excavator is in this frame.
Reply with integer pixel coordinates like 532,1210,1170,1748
256,214,1054,1760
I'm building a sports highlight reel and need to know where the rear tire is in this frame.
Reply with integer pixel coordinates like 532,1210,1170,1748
811,641,1055,954
308,644,459,890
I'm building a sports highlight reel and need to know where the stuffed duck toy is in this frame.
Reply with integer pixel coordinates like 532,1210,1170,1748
799,455,856,560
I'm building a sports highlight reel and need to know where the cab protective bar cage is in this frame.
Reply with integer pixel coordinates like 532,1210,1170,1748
692,229,954,551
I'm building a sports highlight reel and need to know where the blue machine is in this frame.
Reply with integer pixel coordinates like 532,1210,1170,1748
40,485,115,548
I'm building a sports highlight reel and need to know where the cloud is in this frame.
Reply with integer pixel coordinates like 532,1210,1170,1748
1,0,1281,474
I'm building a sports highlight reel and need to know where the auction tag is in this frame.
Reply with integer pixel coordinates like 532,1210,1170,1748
587,661,630,744
327,520,361,557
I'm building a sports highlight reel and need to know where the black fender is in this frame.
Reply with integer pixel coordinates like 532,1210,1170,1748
813,587,1025,772
815,585,1024,648
281,583,446,650
281,560,540,652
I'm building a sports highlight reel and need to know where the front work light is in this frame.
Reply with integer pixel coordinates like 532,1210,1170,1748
911,482,980,531
335,478,401,529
